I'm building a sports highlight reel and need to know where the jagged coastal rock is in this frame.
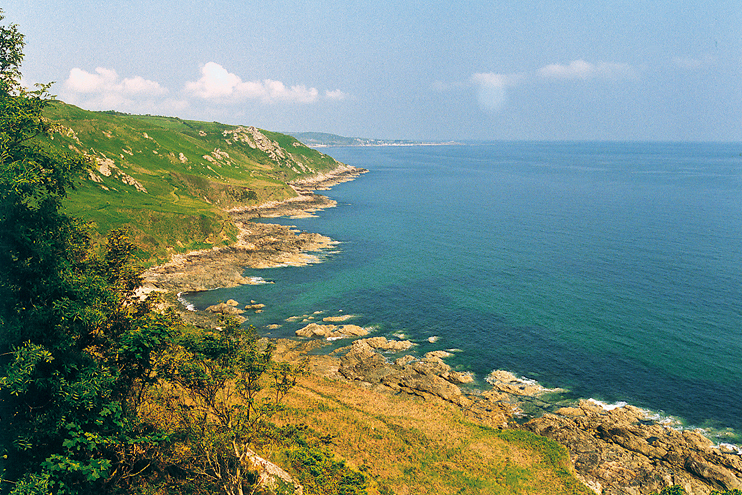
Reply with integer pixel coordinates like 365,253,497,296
143,164,366,292
338,338,472,408
329,337,742,494
525,402,742,494
295,322,370,339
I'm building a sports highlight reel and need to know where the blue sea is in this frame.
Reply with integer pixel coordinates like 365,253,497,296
185,142,742,444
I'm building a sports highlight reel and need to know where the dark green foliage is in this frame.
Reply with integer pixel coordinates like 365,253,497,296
286,446,368,495
152,321,307,495
255,424,369,495
655,487,686,495
0,12,174,494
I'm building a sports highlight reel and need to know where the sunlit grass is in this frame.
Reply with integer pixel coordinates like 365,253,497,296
264,371,592,495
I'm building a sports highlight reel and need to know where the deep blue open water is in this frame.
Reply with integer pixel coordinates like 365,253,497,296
185,142,742,443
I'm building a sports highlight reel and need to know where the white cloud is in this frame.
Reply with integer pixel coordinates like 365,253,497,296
65,67,168,96
184,62,324,104
59,62,346,117
537,59,637,80
61,67,184,114
325,89,349,101
470,72,523,112
465,59,638,114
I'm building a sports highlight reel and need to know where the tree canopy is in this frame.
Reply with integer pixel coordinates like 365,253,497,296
0,10,174,493
0,12,364,495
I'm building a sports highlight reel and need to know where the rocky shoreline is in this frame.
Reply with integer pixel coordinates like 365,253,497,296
143,163,742,495
304,335,742,495
142,165,367,292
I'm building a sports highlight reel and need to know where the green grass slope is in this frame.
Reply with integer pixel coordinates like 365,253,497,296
40,102,345,262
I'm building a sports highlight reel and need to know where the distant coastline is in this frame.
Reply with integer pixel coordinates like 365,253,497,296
288,131,462,148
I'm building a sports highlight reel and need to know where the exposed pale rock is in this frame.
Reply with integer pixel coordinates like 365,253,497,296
524,400,742,494
395,355,417,366
296,323,337,338
338,339,471,407
337,325,369,337
223,126,287,163
97,156,115,177
296,323,369,339
205,302,245,316
424,350,453,360
323,314,355,322
444,371,474,384
119,172,148,193
364,336,414,351
143,221,339,292
485,370,558,397
245,447,303,495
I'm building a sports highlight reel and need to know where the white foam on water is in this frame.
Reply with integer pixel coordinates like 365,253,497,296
177,292,196,311
717,443,742,454
587,398,629,411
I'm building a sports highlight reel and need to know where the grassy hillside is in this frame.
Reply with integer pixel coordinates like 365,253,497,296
263,362,592,495
40,102,345,262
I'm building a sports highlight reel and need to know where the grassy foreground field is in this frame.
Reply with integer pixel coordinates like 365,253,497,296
261,364,592,495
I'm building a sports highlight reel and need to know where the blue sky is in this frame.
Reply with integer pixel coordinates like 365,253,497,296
4,0,741,141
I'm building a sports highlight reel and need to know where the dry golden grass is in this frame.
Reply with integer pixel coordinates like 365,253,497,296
264,364,593,495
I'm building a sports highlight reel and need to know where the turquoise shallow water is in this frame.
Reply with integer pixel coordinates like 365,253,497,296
186,142,742,442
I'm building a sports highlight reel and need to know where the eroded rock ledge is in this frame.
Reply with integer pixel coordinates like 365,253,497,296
525,405,742,495
143,165,366,292
325,337,742,495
